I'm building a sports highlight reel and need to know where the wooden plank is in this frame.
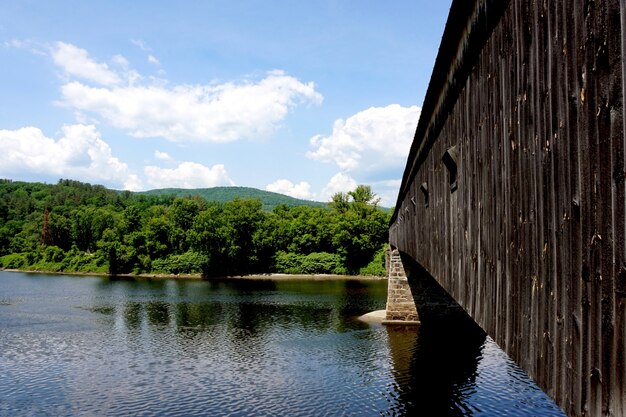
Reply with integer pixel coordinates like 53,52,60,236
389,0,626,415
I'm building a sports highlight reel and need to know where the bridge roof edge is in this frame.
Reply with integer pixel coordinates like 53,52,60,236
390,0,510,225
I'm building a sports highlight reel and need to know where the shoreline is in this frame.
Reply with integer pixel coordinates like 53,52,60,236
0,268,387,281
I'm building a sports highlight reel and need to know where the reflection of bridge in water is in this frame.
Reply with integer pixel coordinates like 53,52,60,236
385,0,626,416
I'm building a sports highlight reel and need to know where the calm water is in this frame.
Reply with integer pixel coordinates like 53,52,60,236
0,271,565,416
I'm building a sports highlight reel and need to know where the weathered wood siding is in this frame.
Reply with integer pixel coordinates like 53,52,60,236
390,1,626,416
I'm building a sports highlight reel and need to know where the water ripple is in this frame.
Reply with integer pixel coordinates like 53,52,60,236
0,272,565,416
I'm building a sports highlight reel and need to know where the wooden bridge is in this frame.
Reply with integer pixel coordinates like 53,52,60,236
388,0,626,416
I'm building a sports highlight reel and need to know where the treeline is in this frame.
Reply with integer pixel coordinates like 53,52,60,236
0,179,390,276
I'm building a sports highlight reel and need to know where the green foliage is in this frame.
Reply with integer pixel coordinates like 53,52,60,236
63,246,106,272
329,192,350,214
274,251,346,275
138,186,328,211
0,179,390,277
0,253,29,269
151,251,209,274
330,187,389,274
188,204,231,276
358,246,387,277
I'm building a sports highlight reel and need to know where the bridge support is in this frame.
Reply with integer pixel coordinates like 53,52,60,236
383,247,419,325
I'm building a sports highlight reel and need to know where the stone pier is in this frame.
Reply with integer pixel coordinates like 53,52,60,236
383,248,419,325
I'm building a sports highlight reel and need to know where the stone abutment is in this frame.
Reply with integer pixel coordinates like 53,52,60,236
384,247,419,325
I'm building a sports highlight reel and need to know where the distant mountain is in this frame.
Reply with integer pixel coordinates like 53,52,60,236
138,186,328,211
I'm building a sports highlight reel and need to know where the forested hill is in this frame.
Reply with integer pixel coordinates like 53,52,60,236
138,186,327,211
0,179,389,278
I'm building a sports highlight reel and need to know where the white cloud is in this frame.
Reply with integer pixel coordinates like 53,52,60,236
0,124,141,190
58,69,323,143
266,179,313,200
307,104,419,173
144,162,234,189
51,42,121,86
131,39,151,51
3,38,48,56
148,55,160,65
112,54,129,68
319,172,358,202
154,150,172,161
47,43,322,143
3,39,25,48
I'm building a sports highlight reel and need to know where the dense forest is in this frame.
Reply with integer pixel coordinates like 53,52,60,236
138,186,328,211
0,179,390,277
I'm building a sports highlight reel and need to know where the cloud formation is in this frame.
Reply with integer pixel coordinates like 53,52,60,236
319,172,358,202
0,124,141,190
307,104,419,173
144,162,234,189
131,39,152,51
147,55,160,65
51,42,121,86
58,71,322,143
3,38,48,56
154,150,172,161
266,179,313,200
49,42,323,143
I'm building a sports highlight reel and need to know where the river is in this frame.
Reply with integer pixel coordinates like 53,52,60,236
0,271,564,416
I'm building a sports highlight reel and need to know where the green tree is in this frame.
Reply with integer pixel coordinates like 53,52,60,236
48,213,72,250
348,184,380,206
71,207,94,251
145,215,172,259
222,199,264,274
331,185,388,273
169,198,200,253
170,198,200,230
97,228,123,274
0,179,390,277
189,204,230,276
329,192,350,214
121,205,142,234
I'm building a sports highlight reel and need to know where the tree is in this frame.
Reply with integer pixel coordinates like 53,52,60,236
170,198,200,231
145,215,172,259
329,192,350,214
169,198,200,253
0,179,391,277
121,205,142,234
222,199,264,274
71,207,93,251
48,212,72,250
330,185,388,273
97,228,122,275
189,204,230,276
285,206,334,255
348,184,380,206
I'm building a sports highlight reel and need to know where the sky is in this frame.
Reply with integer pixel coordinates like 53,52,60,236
0,1,452,206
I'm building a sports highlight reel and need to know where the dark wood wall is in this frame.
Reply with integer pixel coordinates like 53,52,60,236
390,1,625,416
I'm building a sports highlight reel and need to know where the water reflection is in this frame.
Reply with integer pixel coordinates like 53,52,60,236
382,277,565,416
0,271,564,416
383,312,486,415
106,278,378,340
123,302,142,329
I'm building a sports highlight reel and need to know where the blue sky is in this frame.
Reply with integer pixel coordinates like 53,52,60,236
0,1,451,206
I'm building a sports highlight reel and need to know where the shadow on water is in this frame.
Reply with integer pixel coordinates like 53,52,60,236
385,315,485,415
383,257,487,416
384,258,566,417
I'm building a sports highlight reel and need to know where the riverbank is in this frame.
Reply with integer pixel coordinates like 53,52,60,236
0,268,386,281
